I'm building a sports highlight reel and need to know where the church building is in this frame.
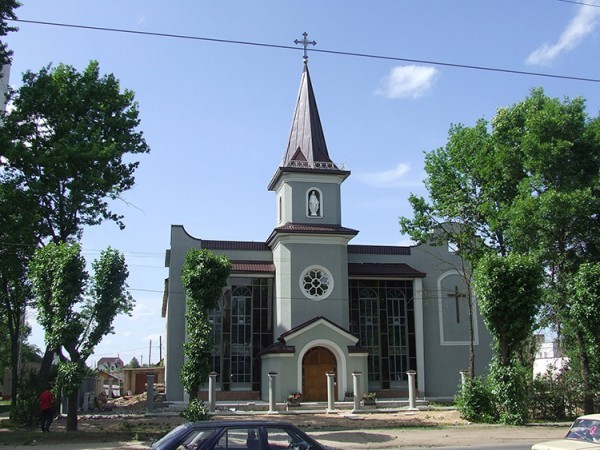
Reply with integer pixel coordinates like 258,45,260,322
163,57,492,403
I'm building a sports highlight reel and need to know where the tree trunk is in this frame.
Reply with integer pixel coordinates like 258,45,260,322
576,330,594,414
66,391,78,431
467,291,475,379
39,347,55,389
10,335,19,407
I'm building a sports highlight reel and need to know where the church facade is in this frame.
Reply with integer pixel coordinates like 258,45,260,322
163,61,492,403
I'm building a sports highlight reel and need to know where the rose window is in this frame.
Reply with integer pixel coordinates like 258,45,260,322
300,266,334,300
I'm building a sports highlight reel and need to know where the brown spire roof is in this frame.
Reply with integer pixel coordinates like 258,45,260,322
283,64,333,168
268,63,349,190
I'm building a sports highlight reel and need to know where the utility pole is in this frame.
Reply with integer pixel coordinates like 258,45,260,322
149,339,152,367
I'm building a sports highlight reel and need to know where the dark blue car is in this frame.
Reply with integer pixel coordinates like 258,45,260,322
151,420,329,450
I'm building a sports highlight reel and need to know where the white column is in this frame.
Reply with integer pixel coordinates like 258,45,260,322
268,372,278,414
146,373,155,413
414,278,425,395
407,370,417,410
352,371,361,413
208,372,218,413
326,371,336,413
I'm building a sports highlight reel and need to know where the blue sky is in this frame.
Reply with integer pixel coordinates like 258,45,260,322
5,1,600,367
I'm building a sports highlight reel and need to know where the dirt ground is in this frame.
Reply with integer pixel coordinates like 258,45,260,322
0,394,570,448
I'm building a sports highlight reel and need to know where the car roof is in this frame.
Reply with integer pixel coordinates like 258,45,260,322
188,420,298,428
575,414,600,421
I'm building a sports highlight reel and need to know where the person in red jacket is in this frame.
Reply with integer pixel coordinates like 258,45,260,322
39,385,54,432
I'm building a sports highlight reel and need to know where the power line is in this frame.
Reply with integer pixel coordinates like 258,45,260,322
11,18,600,84
557,0,600,7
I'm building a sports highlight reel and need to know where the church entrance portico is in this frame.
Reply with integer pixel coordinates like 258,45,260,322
302,346,336,401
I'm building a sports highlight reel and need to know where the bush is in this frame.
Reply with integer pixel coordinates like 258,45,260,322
180,399,211,422
10,370,41,426
455,376,497,423
489,362,529,425
529,366,582,420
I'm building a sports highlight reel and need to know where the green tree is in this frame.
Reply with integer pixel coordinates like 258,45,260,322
1,61,150,243
473,252,542,424
401,88,600,410
0,0,20,69
497,90,600,413
127,356,141,368
0,60,149,387
474,253,543,365
29,242,134,431
0,182,39,411
568,263,600,413
399,119,515,377
180,249,231,401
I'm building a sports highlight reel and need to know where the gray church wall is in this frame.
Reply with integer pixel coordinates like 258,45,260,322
286,241,349,329
410,243,493,398
166,225,275,401
286,179,342,225
260,355,295,402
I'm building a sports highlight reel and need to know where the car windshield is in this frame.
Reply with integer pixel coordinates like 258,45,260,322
566,418,600,443
152,424,189,447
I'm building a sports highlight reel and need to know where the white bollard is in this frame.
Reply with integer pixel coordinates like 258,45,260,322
268,372,278,414
326,371,336,413
208,372,218,413
352,371,361,413
407,370,417,410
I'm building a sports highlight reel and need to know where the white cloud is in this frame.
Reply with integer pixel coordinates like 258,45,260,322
375,65,438,99
357,163,421,188
526,5,600,65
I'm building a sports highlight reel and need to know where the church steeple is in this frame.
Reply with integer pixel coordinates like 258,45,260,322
268,41,349,192
282,63,334,168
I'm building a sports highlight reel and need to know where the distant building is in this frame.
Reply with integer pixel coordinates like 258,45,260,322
534,335,567,376
163,59,493,403
97,356,125,373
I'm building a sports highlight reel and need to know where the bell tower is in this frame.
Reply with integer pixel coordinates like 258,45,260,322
267,42,358,336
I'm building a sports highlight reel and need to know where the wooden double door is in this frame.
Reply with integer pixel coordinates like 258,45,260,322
302,346,337,401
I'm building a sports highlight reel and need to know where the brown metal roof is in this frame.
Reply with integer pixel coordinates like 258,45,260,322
348,244,411,255
348,263,426,278
201,240,270,251
271,222,359,235
258,341,296,355
231,260,275,274
268,64,350,190
279,316,355,341
284,64,332,167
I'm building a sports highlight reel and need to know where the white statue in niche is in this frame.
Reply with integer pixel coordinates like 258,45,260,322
308,190,320,216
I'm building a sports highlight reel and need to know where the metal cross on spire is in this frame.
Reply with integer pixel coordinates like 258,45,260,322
294,32,316,63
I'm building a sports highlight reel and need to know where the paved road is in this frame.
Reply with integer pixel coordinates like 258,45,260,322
3,425,563,449
1,442,538,450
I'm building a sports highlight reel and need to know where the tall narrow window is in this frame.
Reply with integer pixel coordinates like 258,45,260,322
359,288,380,385
350,280,415,390
207,303,222,376
387,288,409,386
278,195,282,224
231,286,252,385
